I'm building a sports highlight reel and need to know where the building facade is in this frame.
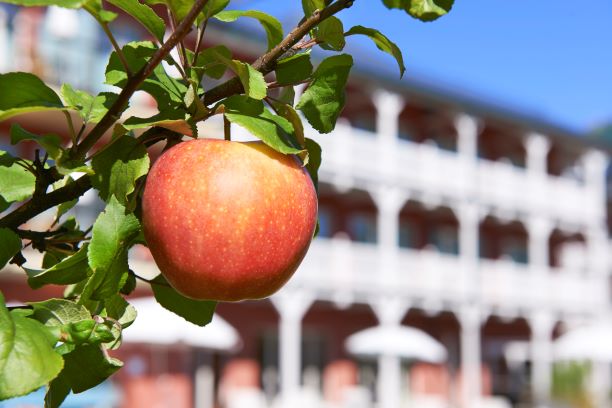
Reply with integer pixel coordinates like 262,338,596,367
1,5,611,408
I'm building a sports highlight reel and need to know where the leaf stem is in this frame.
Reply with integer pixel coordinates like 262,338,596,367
223,115,231,141
63,110,78,144
101,22,133,77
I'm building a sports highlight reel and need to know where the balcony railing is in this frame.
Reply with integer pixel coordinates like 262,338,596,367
289,238,607,314
313,123,598,226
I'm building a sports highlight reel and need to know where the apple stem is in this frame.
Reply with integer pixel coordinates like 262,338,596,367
224,115,231,141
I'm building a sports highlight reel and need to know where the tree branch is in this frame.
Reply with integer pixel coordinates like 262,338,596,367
0,175,92,230
74,0,211,158
202,0,355,106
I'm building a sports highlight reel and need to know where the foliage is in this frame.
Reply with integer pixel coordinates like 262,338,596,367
0,0,453,402
551,362,594,408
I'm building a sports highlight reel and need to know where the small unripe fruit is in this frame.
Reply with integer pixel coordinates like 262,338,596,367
141,138,318,302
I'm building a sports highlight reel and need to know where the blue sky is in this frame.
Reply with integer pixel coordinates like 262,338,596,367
233,1,612,134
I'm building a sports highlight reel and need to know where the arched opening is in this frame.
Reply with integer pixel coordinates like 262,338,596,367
340,84,377,133
398,101,457,151
480,217,528,264
399,201,459,254
317,183,377,243
478,122,526,168
549,228,586,270
481,315,531,404
547,141,584,181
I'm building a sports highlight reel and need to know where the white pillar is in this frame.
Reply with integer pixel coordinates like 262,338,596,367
373,91,404,179
529,311,555,408
271,290,315,403
372,90,404,143
373,187,406,287
371,297,410,408
459,304,483,408
455,114,479,160
528,216,553,272
525,133,551,176
457,202,480,298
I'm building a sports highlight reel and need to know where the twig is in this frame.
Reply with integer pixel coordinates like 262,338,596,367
202,0,355,106
63,111,78,144
267,79,310,89
101,22,133,77
0,175,92,229
74,0,211,158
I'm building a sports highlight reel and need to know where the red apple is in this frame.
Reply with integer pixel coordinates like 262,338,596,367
141,138,318,301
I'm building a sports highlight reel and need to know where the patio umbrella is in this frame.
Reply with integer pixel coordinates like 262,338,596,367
554,323,612,362
345,324,447,363
123,297,241,351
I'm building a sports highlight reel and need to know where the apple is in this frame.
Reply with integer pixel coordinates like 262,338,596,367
141,138,318,301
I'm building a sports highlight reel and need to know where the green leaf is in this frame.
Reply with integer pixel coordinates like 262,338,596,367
200,0,229,21
26,245,91,289
106,41,187,111
214,10,283,51
208,50,267,100
10,124,62,159
122,111,194,136
345,25,405,78
0,292,63,400
0,228,21,270
0,0,83,8
84,0,118,23
29,298,91,327
222,95,303,155
0,151,36,203
61,84,118,125
301,0,325,16
60,345,122,393
275,53,313,86
107,0,165,42
59,319,115,345
316,16,345,51
296,54,353,133
382,0,454,22
45,374,71,408
192,45,232,80
0,72,63,121
91,135,150,205
82,197,140,301
304,138,322,190
271,102,305,148
103,295,137,328
151,275,216,326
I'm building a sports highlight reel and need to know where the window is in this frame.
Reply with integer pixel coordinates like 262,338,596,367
317,206,332,238
399,221,417,249
429,225,458,254
348,212,377,243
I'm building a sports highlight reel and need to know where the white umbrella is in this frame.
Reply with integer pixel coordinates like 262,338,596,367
345,324,447,363
123,297,241,352
554,323,612,362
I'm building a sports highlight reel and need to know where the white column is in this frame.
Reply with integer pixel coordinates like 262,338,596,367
371,297,410,408
455,114,479,160
271,289,315,403
529,311,555,408
525,133,551,177
373,187,406,287
457,202,480,298
459,304,483,408
373,91,404,179
528,216,553,272
372,90,404,143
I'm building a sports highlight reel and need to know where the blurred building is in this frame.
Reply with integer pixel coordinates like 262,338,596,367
1,5,611,408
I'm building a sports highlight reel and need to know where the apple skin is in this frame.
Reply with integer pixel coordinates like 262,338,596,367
141,138,318,302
